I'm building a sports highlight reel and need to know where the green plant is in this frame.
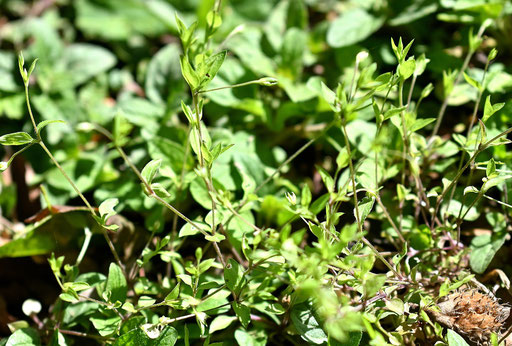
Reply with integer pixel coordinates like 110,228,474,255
2,1,512,345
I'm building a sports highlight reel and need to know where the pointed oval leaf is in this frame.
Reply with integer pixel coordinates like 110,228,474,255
36,120,65,134
99,198,119,223
0,132,34,146
198,51,227,90
141,159,162,184
106,263,127,304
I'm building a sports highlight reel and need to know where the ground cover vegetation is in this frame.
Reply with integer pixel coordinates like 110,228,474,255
1,0,512,345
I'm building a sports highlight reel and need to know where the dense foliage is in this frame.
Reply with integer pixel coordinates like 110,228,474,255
2,0,512,345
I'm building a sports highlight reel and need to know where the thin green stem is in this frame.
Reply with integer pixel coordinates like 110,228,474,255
483,193,512,209
58,329,115,342
406,74,417,112
191,94,224,265
92,124,226,268
398,79,408,233
38,142,95,213
375,195,405,243
448,57,491,239
196,79,268,94
24,83,38,138
78,294,124,320
255,122,335,195
348,60,359,103
222,121,335,233
460,192,482,221
432,125,512,224
224,203,261,233
24,80,124,273
361,237,401,278
151,193,226,267
76,227,92,267
431,22,488,139
340,120,362,233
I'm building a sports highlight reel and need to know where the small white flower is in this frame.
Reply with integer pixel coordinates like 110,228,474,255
285,192,297,205
22,299,42,316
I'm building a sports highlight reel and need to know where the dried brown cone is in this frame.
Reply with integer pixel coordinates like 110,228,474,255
425,287,511,345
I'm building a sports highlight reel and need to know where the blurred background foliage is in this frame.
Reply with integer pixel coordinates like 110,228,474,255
1,0,511,223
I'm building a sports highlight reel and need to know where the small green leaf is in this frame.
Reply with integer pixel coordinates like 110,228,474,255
197,289,230,312
6,327,40,346
48,253,65,275
27,58,38,78
464,186,479,195
64,281,90,292
179,221,209,237
316,165,334,192
0,132,34,146
364,273,387,297
398,59,416,80
209,315,237,334
205,233,226,242
232,302,251,328
141,159,162,185
113,112,133,147
198,258,215,274
206,10,222,32
470,232,507,274
151,183,172,198
180,55,199,90
356,196,374,223
18,51,24,71
59,290,79,303
98,198,119,224
224,259,245,295
478,119,487,144
165,283,180,301
443,70,457,97
138,296,156,308
488,48,498,61
385,298,405,315
90,315,122,337
105,263,127,304
468,27,482,53
177,274,193,287
290,302,328,344
414,54,429,76
175,14,197,51
198,51,227,90
482,174,512,193
383,106,407,121
18,51,27,83
420,83,434,99
486,159,496,177
438,275,474,298
482,96,504,124
301,184,312,207
175,14,187,36
409,118,435,132
396,184,408,203
463,72,482,91
36,120,65,134
446,329,470,346
181,101,195,125
320,82,339,112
